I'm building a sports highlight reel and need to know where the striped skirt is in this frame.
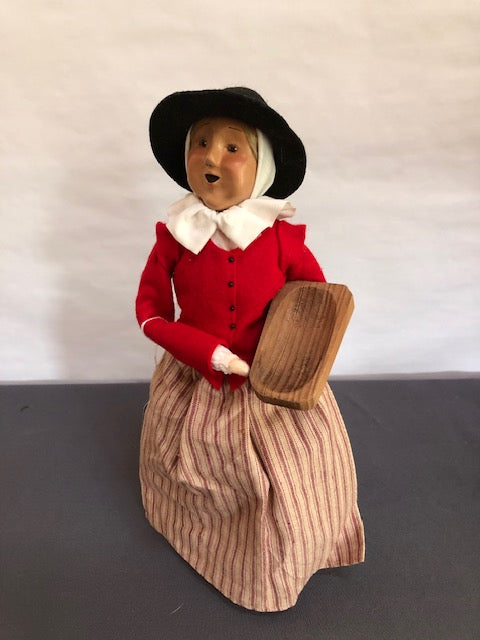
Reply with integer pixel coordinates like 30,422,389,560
140,353,365,612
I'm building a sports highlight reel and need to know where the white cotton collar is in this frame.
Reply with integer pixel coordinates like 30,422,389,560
166,193,295,254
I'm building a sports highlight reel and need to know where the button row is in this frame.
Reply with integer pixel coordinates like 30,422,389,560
227,256,236,330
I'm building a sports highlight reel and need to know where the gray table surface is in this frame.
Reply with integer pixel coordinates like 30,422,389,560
1,378,479,640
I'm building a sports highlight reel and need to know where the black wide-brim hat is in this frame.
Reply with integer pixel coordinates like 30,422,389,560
149,87,306,199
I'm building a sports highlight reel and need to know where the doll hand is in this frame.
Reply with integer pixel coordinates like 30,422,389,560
227,356,250,377
211,345,250,377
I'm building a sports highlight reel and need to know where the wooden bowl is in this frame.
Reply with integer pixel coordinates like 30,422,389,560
249,281,354,410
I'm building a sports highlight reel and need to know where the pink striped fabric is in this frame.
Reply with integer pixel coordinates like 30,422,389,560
140,353,365,612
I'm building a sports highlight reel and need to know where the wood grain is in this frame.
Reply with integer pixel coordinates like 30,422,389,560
250,281,354,410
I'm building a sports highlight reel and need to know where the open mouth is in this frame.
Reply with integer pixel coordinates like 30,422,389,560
205,173,220,184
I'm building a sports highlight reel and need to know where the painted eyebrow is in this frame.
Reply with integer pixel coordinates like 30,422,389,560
193,122,243,135
194,122,242,132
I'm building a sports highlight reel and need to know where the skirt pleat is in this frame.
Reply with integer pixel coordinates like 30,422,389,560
140,353,365,612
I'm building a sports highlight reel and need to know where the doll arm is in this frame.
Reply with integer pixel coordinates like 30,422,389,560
136,225,224,384
140,316,224,382
288,244,326,282
277,221,327,282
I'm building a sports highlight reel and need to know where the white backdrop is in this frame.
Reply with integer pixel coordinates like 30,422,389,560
1,0,479,382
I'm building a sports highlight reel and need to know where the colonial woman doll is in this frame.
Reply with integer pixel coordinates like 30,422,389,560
136,87,365,612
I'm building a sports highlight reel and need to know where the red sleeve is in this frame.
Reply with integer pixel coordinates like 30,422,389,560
135,223,178,325
135,223,224,388
276,221,326,282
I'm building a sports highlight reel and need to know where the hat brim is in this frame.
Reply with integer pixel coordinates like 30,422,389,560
149,88,306,199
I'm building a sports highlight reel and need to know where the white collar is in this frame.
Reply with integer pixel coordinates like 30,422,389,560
166,194,295,254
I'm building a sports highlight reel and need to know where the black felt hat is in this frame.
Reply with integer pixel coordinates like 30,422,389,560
149,87,306,199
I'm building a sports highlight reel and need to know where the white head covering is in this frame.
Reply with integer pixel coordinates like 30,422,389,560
184,127,276,199
251,129,276,197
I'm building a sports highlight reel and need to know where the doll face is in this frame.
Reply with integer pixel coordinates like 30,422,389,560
186,117,257,211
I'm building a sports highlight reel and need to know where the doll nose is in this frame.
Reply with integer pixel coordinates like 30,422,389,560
205,153,217,168
205,143,221,167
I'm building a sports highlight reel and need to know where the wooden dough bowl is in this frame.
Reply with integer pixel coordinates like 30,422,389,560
250,281,354,410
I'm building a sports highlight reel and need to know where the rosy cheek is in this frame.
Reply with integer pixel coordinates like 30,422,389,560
186,153,203,174
224,155,249,172
187,150,201,164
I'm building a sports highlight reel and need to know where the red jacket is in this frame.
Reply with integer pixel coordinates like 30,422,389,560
136,220,325,390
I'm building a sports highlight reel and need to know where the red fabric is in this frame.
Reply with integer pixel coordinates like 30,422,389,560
136,220,325,390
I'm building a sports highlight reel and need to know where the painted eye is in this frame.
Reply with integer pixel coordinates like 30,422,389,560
198,138,207,147
227,144,238,152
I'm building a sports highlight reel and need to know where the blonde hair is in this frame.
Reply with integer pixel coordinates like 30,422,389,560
189,118,258,159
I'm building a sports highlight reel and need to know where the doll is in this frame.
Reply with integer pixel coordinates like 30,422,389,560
136,87,365,612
